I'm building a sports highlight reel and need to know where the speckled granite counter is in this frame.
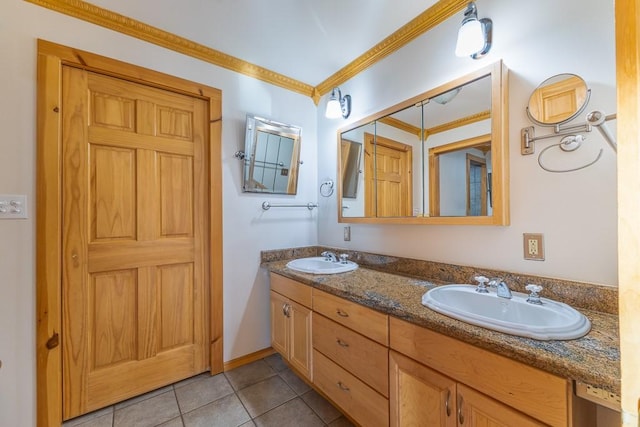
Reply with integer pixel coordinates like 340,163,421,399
262,258,620,395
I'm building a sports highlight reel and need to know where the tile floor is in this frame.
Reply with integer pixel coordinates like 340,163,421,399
63,353,354,427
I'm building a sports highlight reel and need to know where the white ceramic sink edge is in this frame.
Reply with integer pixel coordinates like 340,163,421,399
422,284,591,341
286,257,358,275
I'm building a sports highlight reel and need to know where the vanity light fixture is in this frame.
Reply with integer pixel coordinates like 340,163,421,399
325,87,352,119
455,2,492,59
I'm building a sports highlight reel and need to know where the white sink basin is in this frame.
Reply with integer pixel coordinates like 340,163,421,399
421,284,591,340
286,257,358,274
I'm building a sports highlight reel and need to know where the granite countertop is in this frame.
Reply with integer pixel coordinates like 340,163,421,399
263,259,620,395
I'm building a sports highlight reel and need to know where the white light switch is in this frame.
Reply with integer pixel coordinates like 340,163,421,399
0,195,28,219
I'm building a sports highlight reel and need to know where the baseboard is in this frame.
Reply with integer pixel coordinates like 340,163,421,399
223,347,276,372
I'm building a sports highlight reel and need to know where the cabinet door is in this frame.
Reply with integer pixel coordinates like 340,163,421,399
288,299,312,379
389,351,456,427
270,291,289,357
457,384,545,427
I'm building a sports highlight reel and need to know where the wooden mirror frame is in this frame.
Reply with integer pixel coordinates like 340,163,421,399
337,60,509,225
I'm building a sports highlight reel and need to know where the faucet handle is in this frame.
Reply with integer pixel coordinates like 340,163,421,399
339,254,350,264
525,284,544,305
474,275,490,293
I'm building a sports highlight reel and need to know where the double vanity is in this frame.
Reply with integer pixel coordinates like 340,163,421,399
264,249,619,427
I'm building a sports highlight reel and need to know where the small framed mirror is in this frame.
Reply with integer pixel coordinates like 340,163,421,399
527,74,590,126
241,115,302,194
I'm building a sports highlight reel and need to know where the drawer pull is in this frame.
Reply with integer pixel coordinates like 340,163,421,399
337,381,350,392
445,389,451,417
336,338,349,347
336,309,349,317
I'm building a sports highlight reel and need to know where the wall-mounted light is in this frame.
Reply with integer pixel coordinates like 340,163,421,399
325,87,351,119
455,2,492,59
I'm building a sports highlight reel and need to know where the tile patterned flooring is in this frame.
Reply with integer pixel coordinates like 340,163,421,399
63,354,354,427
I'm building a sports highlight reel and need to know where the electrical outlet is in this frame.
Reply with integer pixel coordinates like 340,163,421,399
343,226,351,241
523,233,544,260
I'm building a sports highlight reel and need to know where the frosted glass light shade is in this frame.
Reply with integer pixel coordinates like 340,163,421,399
455,19,484,57
325,99,343,119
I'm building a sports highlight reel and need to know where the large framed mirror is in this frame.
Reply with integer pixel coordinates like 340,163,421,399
338,60,508,225
241,114,302,194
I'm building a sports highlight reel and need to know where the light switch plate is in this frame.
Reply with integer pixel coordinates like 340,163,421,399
0,194,28,219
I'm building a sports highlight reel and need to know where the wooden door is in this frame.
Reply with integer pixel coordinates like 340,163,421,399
61,67,209,419
364,133,413,217
457,384,545,427
389,351,456,427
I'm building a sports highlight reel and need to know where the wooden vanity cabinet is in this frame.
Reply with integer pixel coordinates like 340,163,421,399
390,351,544,427
389,317,572,427
312,289,390,427
269,273,312,380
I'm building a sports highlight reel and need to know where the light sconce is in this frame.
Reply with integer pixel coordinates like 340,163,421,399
455,2,492,59
325,87,351,119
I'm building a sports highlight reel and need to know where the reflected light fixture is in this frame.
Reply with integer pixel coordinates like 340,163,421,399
455,2,492,59
432,87,462,105
325,87,351,119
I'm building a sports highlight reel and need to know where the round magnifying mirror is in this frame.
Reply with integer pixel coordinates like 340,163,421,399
527,74,590,126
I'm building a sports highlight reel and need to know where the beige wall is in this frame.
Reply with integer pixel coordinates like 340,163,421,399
317,0,617,287
0,2,319,425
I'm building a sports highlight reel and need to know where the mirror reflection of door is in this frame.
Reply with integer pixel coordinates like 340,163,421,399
248,130,297,193
364,133,413,217
466,154,487,216
340,139,362,199
429,134,491,217
528,74,589,125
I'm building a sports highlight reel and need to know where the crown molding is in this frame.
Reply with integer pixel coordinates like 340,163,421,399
378,116,422,138
315,0,468,97
25,0,467,104
425,110,491,137
24,0,316,98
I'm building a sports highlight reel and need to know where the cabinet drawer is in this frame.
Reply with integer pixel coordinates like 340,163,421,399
313,350,389,427
313,314,389,397
313,289,388,345
389,317,569,427
270,273,312,308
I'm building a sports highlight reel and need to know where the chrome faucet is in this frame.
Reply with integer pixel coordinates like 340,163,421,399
321,251,338,262
488,278,512,299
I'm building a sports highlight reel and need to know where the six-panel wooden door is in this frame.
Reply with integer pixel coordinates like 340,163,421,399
61,67,209,419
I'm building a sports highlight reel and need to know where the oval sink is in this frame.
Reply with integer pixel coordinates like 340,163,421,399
421,284,591,340
286,257,358,274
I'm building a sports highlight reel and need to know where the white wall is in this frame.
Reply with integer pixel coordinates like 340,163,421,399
317,0,617,287
0,2,318,425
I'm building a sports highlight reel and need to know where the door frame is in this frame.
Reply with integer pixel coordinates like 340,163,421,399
35,39,224,427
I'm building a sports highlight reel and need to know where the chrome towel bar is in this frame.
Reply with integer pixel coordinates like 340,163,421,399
262,201,318,211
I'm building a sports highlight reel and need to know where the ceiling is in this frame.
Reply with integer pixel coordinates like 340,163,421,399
87,0,441,87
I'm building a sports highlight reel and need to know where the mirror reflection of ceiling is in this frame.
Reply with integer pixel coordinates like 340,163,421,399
87,0,439,85
383,77,492,132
